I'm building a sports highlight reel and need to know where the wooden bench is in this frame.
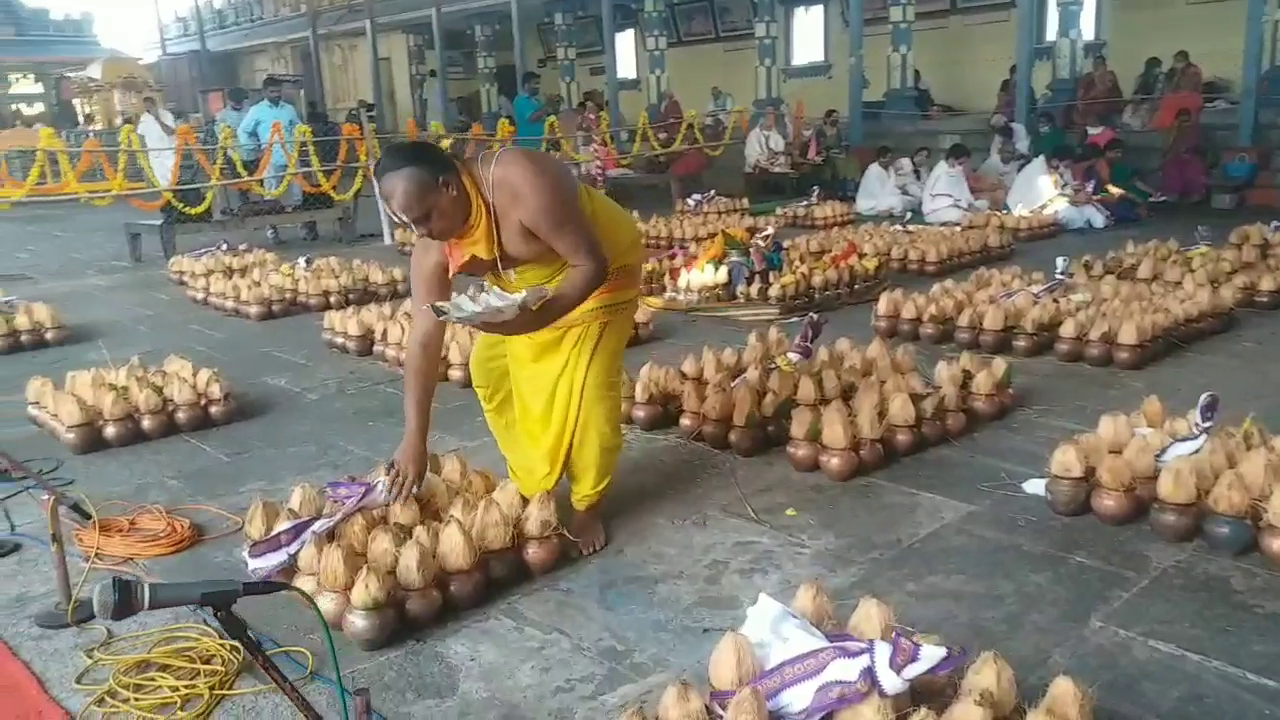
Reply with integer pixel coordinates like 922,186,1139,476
123,203,357,263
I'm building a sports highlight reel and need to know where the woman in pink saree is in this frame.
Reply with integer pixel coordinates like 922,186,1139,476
1152,50,1203,130
1073,56,1124,127
1160,109,1208,203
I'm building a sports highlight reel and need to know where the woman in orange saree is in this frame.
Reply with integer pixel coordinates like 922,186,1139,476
1072,55,1124,127
377,141,644,555
1152,50,1204,130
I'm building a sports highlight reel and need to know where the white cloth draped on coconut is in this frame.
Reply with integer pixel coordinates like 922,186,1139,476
137,109,178,188
855,162,916,216
706,593,965,719
744,124,790,173
1007,157,1107,230
242,472,392,578
922,160,988,224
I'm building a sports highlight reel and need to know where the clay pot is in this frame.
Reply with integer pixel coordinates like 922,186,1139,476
887,259,906,274
193,290,209,304
857,439,886,472
700,419,731,449
871,315,898,338
0,334,16,354
372,340,387,358
1053,337,1084,363
401,587,444,627
184,287,200,302
1148,501,1200,542
269,301,291,318
1082,341,1112,367
483,548,526,587
303,294,328,312
138,411,174,439
817,448,859,482
345,335,375,357
1258,526,1280,566
786,440,821,472
976,329,1009,354
314,590,349,628
630,402,664,430
727,426,767,457
207,398,237,426
940,410,967,438
42,327,72,346
885,425,920,457
1253,291,1280,311
896,319,921,341
101,417,141,447
764,416,790,447
1134,477,1157,509
327,293,347,309
385,345,405,368
244,303,272,321
446,364,472,387
1010,333,1041,357
1111,343,1145,371
1045,477,1092,516
442,568,488,609
919,417,945,447
1199,513,1257,555
918,322,947,344
25,403,45,427
1090,487,1142,526
283,289,298,305
674,411,700,439
521,536,563,576
208,295,225,312
341,606,400,651
394,281,410,297
952,326,979,349
967,393,1003,423
18,330,45,351
905,260,922,275
172,403,210,433
59,423,100,455
345,290,366,307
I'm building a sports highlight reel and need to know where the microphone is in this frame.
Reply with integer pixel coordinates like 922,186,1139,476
92,575,294,621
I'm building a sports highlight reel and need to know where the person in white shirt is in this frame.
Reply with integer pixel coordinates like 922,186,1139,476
743,109,791,174
972,142,1019,209
1006,145,1109,230
989,113,1030,160
922,143,989,224
856,145,915,216
705,86,734,127
136,96,177,188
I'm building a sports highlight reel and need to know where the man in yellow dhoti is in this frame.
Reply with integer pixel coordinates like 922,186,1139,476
377,141,643,555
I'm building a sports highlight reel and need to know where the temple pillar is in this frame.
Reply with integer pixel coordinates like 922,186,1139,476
473,17,500,130
551,4,581,106
639,0,670,121
1012,0,1037,129
602,0,620,127
1046,0,1085,123
882,0,916,115
753,0,781,112
847,0,865,144
1238,0,1268,146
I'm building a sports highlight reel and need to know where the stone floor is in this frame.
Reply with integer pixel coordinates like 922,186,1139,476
2,199,1280,720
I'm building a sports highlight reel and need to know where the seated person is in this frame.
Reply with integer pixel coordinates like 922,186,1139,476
1007,144,1109,230
1031,112,1067,158
922,143,989,224
856,145,917,216
1161,108,1208,203
744,108,793,175
896,147,931,201
1077,143,1143,223
1099,139,1161,202
972,142,1019,210
990,113,1030,161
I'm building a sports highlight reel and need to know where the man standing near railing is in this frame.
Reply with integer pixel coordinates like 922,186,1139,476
215,87,252,212
238,77,318,244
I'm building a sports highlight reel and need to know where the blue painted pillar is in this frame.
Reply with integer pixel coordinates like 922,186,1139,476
602,0,620,127
1238,0,1268,146
753,0,781,111
552,5,581,105
847,0,865,144
473,18,500,130
1013,0,1037,129
882,0,916,114
639,0,670,121
1046,0,1085,121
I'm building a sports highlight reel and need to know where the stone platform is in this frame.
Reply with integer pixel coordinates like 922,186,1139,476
1,199,1279,718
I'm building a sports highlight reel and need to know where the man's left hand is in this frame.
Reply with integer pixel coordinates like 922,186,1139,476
473,305,552,336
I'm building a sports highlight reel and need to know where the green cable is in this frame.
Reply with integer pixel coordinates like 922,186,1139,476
288,587,350,720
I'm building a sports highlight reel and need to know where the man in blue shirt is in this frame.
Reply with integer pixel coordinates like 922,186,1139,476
214,87,251,210
237,77,318,243
513,71,550,149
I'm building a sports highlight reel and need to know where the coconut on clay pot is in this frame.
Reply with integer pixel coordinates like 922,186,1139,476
51,392,99,455
342,565,402,651
854,389,888,472
315,543,359,628
707,630,761,695
785,376,823,472
871,290,900,338
1045,442,1091,517
365,524,410,575
520,492,563,576
1258,493,1280,566
676,378,705,439
727,383,767,457
1121,435,1158,507
884,392,920,457
818,400,859,482
472,496,524,587
956,650,1017,718
1150,461,1199,546
1091,455,1142,526
243,498,281,543
1201,469,1257,555
437,517,487,608
630,363,669,430
396,538,443,627
656,680,709,720
291,535,327,598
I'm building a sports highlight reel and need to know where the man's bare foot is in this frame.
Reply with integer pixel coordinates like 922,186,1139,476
570,506,607,556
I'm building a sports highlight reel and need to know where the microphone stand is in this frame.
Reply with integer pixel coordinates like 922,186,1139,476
209,602,324,719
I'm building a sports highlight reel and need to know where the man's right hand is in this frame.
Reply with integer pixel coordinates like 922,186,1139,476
389,434,428,503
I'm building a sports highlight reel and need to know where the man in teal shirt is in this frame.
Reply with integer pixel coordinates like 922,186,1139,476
513,71,550,149
237,77,317,243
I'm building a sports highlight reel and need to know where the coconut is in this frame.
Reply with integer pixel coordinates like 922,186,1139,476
366,524,409,574
491,480,526,519
790,580,837,631
708,631,761,692
1032,674,1093,720
1048,442,1088,480
318,543,359,592
396,538,437,590
1155,460,1199,505
244,498,281,542
957,651,1017,717
1121,436,1157,480
1236,448,1277,499
439,451,468,486
1095,412,1134,454
1264,493,1280,528
1095,455,1136,491
1133,395,1165,429
437,517,480,573
271,509,300,535
656,680,708,720
831,697,895,720
790,405,821,442
286,483,325,518
1189,455,1218,495
417,473,452,519
388,499,423,528
940,696,994,720
335,510,374,554
471,496,516,552
820,400,854,451
296,535,328,575
1206,470,1252,518
845,596,896,641
723,686,767,720
348,565,394,611
447,494,479,525
618,706,649,720
521,492,559,539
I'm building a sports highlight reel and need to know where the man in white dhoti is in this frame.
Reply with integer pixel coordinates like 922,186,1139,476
1006,145,1110,230
989,113,1030,161
973,142,1019,209
856,146,916,216
743,109,792,174
922,144,989,224
136,96,177,189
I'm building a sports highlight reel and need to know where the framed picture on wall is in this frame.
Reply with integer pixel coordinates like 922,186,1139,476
712,0,754,36
536,21,557,58
672,1,717,42
574,15,604,54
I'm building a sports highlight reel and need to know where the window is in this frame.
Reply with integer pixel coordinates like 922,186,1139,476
1043,0,1099,43
614,28,639,81
787,3,826,66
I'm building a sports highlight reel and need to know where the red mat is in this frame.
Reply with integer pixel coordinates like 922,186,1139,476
0,640,69,719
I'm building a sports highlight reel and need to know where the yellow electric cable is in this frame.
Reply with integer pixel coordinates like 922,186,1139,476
57,493,315,719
